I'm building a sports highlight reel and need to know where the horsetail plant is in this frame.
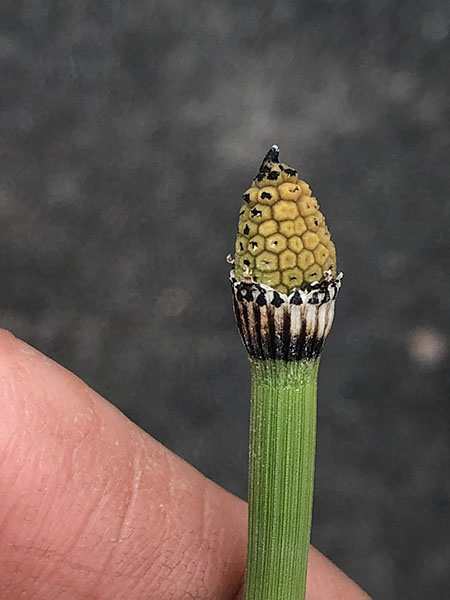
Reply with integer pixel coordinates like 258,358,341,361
230,146,342,600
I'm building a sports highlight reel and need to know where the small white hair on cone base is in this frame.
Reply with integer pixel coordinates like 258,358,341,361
229,269,343,305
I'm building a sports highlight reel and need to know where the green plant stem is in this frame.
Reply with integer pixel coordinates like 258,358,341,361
244,358,320,600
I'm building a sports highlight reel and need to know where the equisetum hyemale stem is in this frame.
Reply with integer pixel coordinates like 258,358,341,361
230,146,342,600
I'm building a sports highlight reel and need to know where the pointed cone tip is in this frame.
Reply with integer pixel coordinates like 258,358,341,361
263,144,280,164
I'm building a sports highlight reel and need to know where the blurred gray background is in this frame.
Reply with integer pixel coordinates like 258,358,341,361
1,1,449,598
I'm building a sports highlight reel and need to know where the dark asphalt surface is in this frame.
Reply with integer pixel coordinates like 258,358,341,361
1,2,449,598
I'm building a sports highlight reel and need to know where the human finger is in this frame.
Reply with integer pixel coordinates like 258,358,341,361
0,329,246,599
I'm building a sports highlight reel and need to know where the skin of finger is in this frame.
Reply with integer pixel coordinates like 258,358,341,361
0,329,247,599
0,329,371,600
306,547,372,600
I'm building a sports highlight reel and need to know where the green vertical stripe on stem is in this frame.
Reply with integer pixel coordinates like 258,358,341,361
244,358,320,600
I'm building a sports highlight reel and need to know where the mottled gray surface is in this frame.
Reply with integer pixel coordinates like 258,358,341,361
1,1,449,598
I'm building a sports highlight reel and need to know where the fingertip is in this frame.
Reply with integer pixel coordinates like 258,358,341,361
0,333,248,599
307,546,372,599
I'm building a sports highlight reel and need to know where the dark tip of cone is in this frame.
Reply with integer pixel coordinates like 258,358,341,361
263,145,280,164
255,145,280,180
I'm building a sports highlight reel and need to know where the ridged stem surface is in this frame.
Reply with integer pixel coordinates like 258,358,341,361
244,358,320,600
